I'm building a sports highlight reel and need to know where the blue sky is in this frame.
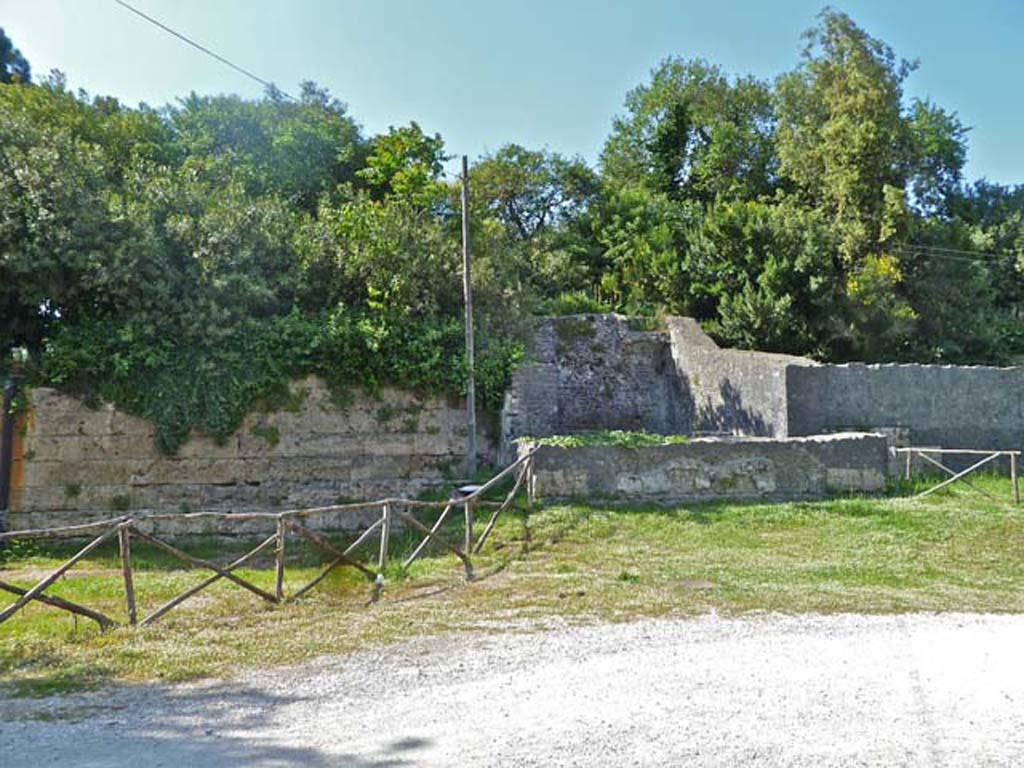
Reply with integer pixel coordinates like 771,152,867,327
2,0,1021,183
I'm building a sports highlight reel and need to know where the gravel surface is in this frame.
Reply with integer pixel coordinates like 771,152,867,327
2,612,1022,767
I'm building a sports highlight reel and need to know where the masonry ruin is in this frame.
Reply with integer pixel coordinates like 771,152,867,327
502,314,1024,455
3,313,1022,530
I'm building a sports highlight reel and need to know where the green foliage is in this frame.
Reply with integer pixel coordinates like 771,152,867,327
39,308,519,453
601,57,776,202
251,424,281,447
0,538,39,564
537,291,613,316
0,78,521,453
554,316,597,343
468,145,603,312
590,8,1024,362
168,81,365,211
524,430,690,448
2,5,1024,452
357,121,448,203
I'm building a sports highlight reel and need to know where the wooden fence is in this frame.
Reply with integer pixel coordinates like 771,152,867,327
896,446,1020,503
0,449,537,631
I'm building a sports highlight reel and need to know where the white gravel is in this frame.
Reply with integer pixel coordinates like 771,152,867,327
2,612,1023,767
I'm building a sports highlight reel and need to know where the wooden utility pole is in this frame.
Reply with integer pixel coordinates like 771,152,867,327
461,155,477,475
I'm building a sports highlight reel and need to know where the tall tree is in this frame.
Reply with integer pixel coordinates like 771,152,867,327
472,144,598,241
357,121,448,203
169,81,365,211
466,145,601,306
774,8,915,263
908,99,968,219
601,58,776,203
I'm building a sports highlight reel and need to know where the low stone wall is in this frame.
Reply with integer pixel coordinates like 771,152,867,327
521,433,888,504
7,378,490,534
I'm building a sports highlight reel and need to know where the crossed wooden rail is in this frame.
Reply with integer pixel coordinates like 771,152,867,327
0,450,536,631
897,447,1020,503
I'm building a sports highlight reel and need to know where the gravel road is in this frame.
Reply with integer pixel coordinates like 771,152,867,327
2,612,1022,767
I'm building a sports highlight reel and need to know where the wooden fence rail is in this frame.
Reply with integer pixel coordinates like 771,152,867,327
0,450,536,631
896,447,1020,504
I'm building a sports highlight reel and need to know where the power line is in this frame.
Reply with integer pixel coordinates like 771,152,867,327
112,0,295,100
898,242,1019,261
894,245,1018,267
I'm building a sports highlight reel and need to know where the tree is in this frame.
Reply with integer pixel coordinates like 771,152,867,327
774,9,916,264
467,145,601,306
168,81,365,211
472,144,598,241
0,28,30,84
908,99,968,219
593,184,692,312
0,74,172,352
357,122,448,203
601,58,776,203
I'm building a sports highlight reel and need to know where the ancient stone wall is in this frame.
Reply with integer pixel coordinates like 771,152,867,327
499,315,690,462
786,363,1024,453
664,317,816,437
6,378,490,533
496,313,1024,463
522,433,888,504
11,313,1024,533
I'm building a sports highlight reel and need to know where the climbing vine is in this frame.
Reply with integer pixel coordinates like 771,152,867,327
39,310,520,454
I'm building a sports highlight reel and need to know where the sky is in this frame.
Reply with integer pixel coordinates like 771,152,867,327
1,0,1022,184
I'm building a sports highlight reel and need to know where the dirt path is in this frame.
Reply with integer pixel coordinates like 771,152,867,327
2,613,1022,767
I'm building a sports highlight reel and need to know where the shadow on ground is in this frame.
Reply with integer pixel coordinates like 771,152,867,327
2,679,431,767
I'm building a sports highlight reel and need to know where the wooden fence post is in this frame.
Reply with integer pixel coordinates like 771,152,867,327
527,457,536,507
378,503,391,575
464,500,473,555
1012,453,1020,505
275,517,286,603
118,523,137,626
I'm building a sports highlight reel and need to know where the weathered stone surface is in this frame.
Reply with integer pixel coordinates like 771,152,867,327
7,378,489,532
522,433,888,504
665,317,817,438
500,315,690,462
786,363,1024,456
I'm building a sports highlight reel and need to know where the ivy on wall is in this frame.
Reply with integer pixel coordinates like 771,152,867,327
38,310,520,454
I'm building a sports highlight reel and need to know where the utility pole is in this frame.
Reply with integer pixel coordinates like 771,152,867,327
461,155,477,476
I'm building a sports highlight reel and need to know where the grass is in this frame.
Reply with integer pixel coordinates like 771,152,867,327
1,473,1022,698
523,430,690,448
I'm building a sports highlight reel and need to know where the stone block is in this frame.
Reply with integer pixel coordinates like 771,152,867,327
526,433,886,504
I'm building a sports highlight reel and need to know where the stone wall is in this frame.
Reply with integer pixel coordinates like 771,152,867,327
6,378,490,533
499,315,690,462
497,313,1024,464
522,433,889,505
787,363,1024,453
665,317,816,437
662,319,1024,457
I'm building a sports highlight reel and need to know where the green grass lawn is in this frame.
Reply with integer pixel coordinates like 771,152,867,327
2,474,1022,697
